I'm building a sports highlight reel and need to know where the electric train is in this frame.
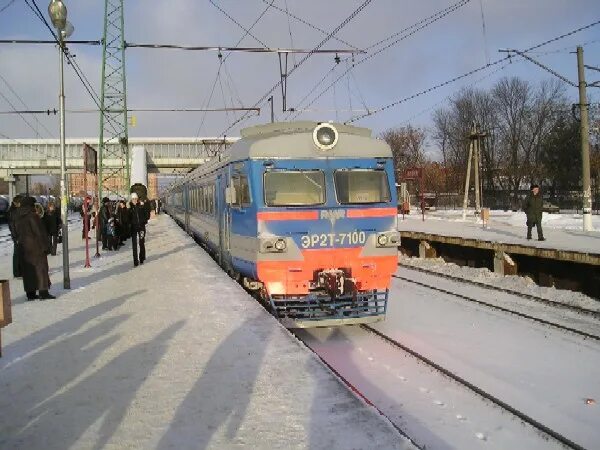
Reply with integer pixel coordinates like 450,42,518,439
163,121,399,328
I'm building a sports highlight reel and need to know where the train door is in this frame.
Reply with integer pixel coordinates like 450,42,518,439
217,174,231,268
183,183,190,234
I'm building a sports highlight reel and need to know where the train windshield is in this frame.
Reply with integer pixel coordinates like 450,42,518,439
334,169,391,204
264,170,326,206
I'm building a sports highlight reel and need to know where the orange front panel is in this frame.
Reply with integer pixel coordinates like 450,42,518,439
346,207,397,218
257,210,319,221
257,248,397,296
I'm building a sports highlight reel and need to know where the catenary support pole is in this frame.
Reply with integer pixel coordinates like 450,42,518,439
577,46,593,232
473,124,481,215
462,125,475,221
59,37,71,289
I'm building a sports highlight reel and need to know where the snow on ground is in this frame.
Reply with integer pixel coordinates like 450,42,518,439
0,215,411,450
372,277,600,450
298,326,566,450
400,254,600,312
300,271,600,449
395,265,600,339
398,209,600,254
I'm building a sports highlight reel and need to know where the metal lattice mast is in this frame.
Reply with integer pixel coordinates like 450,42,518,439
98,0,129,200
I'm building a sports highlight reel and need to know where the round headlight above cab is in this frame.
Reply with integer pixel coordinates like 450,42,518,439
313,123,339,151
377,234,389,246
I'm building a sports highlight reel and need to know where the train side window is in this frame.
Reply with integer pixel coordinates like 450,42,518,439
232,175,251,207
200,186,205,213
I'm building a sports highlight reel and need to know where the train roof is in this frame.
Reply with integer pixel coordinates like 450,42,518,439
167,121,392,190
234,121,391,160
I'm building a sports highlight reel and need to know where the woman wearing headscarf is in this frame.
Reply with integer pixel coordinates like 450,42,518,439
12,197,55,300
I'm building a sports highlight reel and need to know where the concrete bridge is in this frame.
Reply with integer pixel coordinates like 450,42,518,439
0,137,238,198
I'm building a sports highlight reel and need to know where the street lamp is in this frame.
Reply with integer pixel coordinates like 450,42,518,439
48,0,73,289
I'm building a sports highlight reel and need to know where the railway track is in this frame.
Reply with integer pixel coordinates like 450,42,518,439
399,263,600,318
392,273,600,342
360,324,587,450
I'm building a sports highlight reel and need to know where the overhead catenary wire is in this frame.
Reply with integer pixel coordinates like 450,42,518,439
283,0,298,67
195,0,276,137
0,73,56,137
217,0,376,137
288,0,472,120
0,0,15,14
345,18,600,124
260,0,358,50
23,0,121,138
208,0,270,48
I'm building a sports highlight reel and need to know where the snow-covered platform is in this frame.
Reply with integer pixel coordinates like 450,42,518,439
398,210,600,266
0,215,410,449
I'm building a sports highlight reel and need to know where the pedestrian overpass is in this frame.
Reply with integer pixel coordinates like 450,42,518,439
0,137,238,198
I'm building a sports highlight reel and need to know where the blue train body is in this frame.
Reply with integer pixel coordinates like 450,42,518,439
164,122,399,328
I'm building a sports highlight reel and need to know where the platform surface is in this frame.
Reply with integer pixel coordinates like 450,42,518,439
0,215,410,450
398,210,600,263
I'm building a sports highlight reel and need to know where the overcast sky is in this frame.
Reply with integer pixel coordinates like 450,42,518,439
0,0,598,146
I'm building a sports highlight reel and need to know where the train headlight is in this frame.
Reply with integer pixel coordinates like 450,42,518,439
377,234,389,246
313,123,339,150
274,238,287,251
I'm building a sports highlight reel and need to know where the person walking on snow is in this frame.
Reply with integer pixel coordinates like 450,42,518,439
12,197,55,300
128,192,149,267
8,194,23,278
524,184,545,241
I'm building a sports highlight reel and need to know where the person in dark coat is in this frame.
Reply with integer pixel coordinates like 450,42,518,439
80,197,93,239
524,184,545,241
128,192,149,266
8,194,23,278
43,201,62,256
12,197,55,300
115,200,130,244
99,197,112,250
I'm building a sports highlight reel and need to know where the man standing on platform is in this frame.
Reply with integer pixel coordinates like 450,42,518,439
524,184,545,241
128,192,149,267
43,201,62,256
99,197,112,250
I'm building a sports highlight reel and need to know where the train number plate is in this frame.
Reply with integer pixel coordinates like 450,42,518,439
300,231,367,248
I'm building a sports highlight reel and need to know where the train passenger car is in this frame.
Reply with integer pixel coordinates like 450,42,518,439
163,121,399,327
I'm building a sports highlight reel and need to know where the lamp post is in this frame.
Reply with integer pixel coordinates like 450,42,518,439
48,0,72,289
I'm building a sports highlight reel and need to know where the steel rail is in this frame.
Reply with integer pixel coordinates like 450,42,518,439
291,330,420,448
361,324,587,450
392,274,600,341
399,264,600,318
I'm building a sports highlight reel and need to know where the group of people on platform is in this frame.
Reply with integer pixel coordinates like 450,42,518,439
7,192,156,301
7,195,62,300
83,193,153,267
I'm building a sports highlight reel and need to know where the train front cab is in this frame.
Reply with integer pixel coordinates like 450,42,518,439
243,156,399,328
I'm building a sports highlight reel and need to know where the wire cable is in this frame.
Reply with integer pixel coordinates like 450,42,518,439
345,18,600,123
260,0,358,50
0,73,56,137
0,0,16,14
289,0,471,119
208,0,269,48
195,1,275,137
218,0,375,137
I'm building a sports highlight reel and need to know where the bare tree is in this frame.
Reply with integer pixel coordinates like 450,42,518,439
380,125,427,178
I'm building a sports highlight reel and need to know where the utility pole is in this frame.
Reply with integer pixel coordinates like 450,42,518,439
462,123,475,220
473,124,481,215
268,96,274,123
577,46,593,231
462,122,485,220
